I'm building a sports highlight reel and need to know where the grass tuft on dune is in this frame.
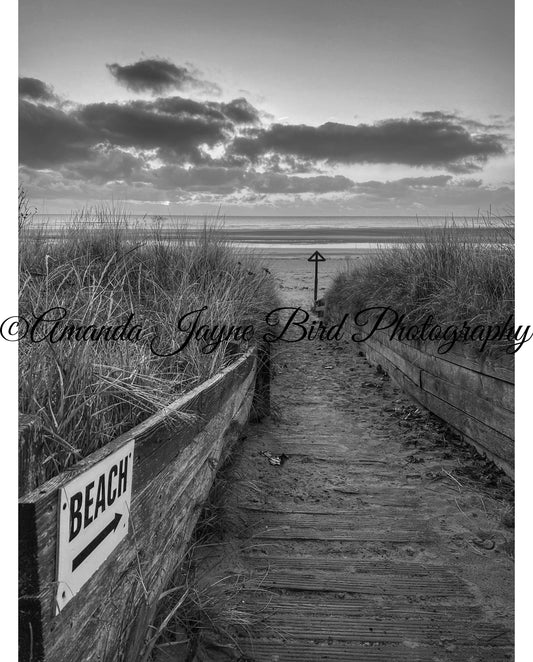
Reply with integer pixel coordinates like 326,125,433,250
19,200,278,492
325,216,514,329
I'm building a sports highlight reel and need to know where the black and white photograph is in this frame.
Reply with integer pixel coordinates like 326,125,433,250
11,1,523,660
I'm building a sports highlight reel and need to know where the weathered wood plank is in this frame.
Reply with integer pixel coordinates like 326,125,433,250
364,343,513,476
336,305,514,386
370,328,514,412
19,349,259,662
420,369,513,438
368,325,514,434
362,332,422,386
345,304,515,477
418,336,514,384
235,640,513,662
19,351,255,505
19,414,44,497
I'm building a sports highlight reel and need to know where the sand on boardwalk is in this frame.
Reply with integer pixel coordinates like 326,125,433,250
170,259,513,661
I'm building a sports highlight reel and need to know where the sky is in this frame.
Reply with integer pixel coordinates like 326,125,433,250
19,0,514,216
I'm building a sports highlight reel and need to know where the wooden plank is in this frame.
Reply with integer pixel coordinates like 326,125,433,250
239,596,484,619
345,312,514,385
256,571,463,596
250,616,503,644
19,349,258,662
236,640,513,662
420,369,513,438
19,414,44,497
361,333,421,386
418,336,514,384
243,555,453,576
252,528,431,543
246,512,426,528
371,328,514,413
251,343,271,421
20,350,255,506
364,344,513,476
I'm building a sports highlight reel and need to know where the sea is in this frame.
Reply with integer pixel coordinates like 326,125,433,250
30,214,511,258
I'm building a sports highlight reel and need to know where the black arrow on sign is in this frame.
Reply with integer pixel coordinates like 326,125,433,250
72,512,123,572
307,250,326,303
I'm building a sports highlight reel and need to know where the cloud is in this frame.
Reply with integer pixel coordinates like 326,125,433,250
61,146,149,185
246,173,354,195
417,110,514,133
19,100,94,167
78,100,230,162
19,90,263,170
230,116,505,172
148,96,260,125
220,98,260,125
18,73,512,213
355,175,453,192
63,158,354,196
20,162,355,208
19,77,58,103
350,175,513,210
106,58,221,95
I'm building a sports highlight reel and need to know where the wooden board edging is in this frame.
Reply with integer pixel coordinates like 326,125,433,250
326,305,514,478
19,346,264,662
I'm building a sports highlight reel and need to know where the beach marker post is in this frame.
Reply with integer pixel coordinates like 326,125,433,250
307,250,326,303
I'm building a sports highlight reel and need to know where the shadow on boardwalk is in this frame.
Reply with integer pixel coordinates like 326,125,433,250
191,311,514,661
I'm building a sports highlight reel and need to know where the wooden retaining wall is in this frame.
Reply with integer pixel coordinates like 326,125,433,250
327,308,514,478
19,346,269,662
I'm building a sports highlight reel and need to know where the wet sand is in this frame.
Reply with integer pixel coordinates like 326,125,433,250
221,225,498,244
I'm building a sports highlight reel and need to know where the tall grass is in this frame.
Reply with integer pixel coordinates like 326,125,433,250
19,204,278,493
325,217,514,329
138,447,269,661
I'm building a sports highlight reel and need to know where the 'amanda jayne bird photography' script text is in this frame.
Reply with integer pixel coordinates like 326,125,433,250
1,305,530,354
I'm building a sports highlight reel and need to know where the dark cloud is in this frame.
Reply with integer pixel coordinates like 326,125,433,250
19,77,58,103
106,58,221,95
19,88,263,170
220,98,260,125
152,96,259,125
259,153,318,174
62,147,148,185
18,74,511,212
78,100,230,162
417,110,513,134
147,165,247,193
19,100,94,168
141,165,354,195
230,116,505,172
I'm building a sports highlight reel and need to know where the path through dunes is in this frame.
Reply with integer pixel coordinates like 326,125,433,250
191,310,514,661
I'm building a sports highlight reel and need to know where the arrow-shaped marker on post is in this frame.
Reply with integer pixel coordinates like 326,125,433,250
72,512,123,571
307,250,326,303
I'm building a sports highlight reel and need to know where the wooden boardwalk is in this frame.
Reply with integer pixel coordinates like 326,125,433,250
195,336,514,661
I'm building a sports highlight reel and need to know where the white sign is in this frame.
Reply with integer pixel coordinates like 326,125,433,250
55,441,135,613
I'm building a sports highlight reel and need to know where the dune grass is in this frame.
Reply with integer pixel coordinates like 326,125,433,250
137,445,270,662
325,216,514,330
19,202,278,493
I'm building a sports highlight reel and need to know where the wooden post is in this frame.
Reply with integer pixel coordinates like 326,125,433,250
251,343,271,421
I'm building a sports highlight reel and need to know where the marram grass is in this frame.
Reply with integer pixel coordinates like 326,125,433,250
19,204,278,492
325,216,514,330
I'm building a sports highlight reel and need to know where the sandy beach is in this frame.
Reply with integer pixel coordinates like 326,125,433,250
266,256,351,307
